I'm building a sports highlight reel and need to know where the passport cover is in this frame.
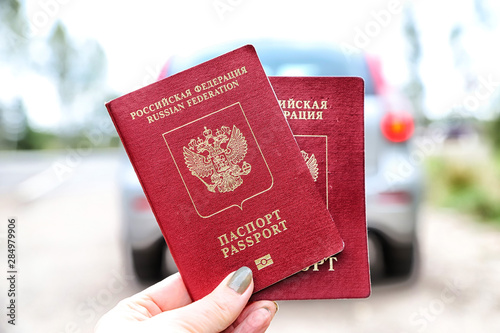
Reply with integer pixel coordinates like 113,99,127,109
253,77,370,300
105,46,344,300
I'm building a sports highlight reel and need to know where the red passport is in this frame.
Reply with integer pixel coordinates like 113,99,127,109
106,46,344,300
253,77,370,300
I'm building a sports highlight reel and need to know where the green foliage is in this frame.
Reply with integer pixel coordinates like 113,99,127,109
425,148,500,226
487,114,500,153
16,128,61,150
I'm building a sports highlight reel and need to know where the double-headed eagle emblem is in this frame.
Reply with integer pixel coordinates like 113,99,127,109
183,125,251,193
301,150,318,182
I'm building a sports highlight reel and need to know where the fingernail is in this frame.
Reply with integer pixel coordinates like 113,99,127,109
227,266,252,294
273,301,279,313
262,302,278,316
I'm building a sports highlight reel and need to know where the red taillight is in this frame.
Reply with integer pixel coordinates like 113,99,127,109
132,196,150,211
157,59,171,81
381,111,414,143
376,191,412,205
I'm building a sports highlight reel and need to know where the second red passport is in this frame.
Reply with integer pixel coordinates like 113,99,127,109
253,77,371,300
106,46,344,300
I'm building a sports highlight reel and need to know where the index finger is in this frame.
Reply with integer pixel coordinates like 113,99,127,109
132,273,193,315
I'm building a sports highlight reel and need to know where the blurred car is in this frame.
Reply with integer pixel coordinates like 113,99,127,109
119,41,422,283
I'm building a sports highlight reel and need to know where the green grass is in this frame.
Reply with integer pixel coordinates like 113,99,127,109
425,145,500,226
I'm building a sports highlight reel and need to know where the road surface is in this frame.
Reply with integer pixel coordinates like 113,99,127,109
1,150,499,332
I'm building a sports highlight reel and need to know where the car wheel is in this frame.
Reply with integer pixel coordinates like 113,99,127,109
162,245,179,277
368,232,385,282
131,238,165,283
385,240,417,280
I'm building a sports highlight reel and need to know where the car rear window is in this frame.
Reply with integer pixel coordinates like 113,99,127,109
257,48,375,95
168,44,376,95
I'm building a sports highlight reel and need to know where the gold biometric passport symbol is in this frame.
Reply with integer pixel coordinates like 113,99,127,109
183,125,251,193
301,150,318,182
255,254,274,270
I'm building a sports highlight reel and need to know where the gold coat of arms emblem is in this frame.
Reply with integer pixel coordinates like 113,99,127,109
301,150,318,182
183,125,251,193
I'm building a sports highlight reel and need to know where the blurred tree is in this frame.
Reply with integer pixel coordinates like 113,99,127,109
0,99,27,150
448,24,476,128
0,0,115,150
45,23,109,133
449,25,471,77
402,5,426,125
0,0,29,58
474,0,497,29
473,0,500,147
45,23,107,106
45,22,114,139
488,105,500,153
0,99,59,150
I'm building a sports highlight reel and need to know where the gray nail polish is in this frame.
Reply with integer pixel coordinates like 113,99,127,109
227,266,252,294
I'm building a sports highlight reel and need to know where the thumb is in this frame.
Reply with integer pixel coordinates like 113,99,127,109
152,266,254,332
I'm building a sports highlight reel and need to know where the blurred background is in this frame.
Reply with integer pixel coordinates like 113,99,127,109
1,0,500,332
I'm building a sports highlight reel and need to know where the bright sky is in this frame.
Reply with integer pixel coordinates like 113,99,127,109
45,0,410,91
10,0,500,128
414,0,500,119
